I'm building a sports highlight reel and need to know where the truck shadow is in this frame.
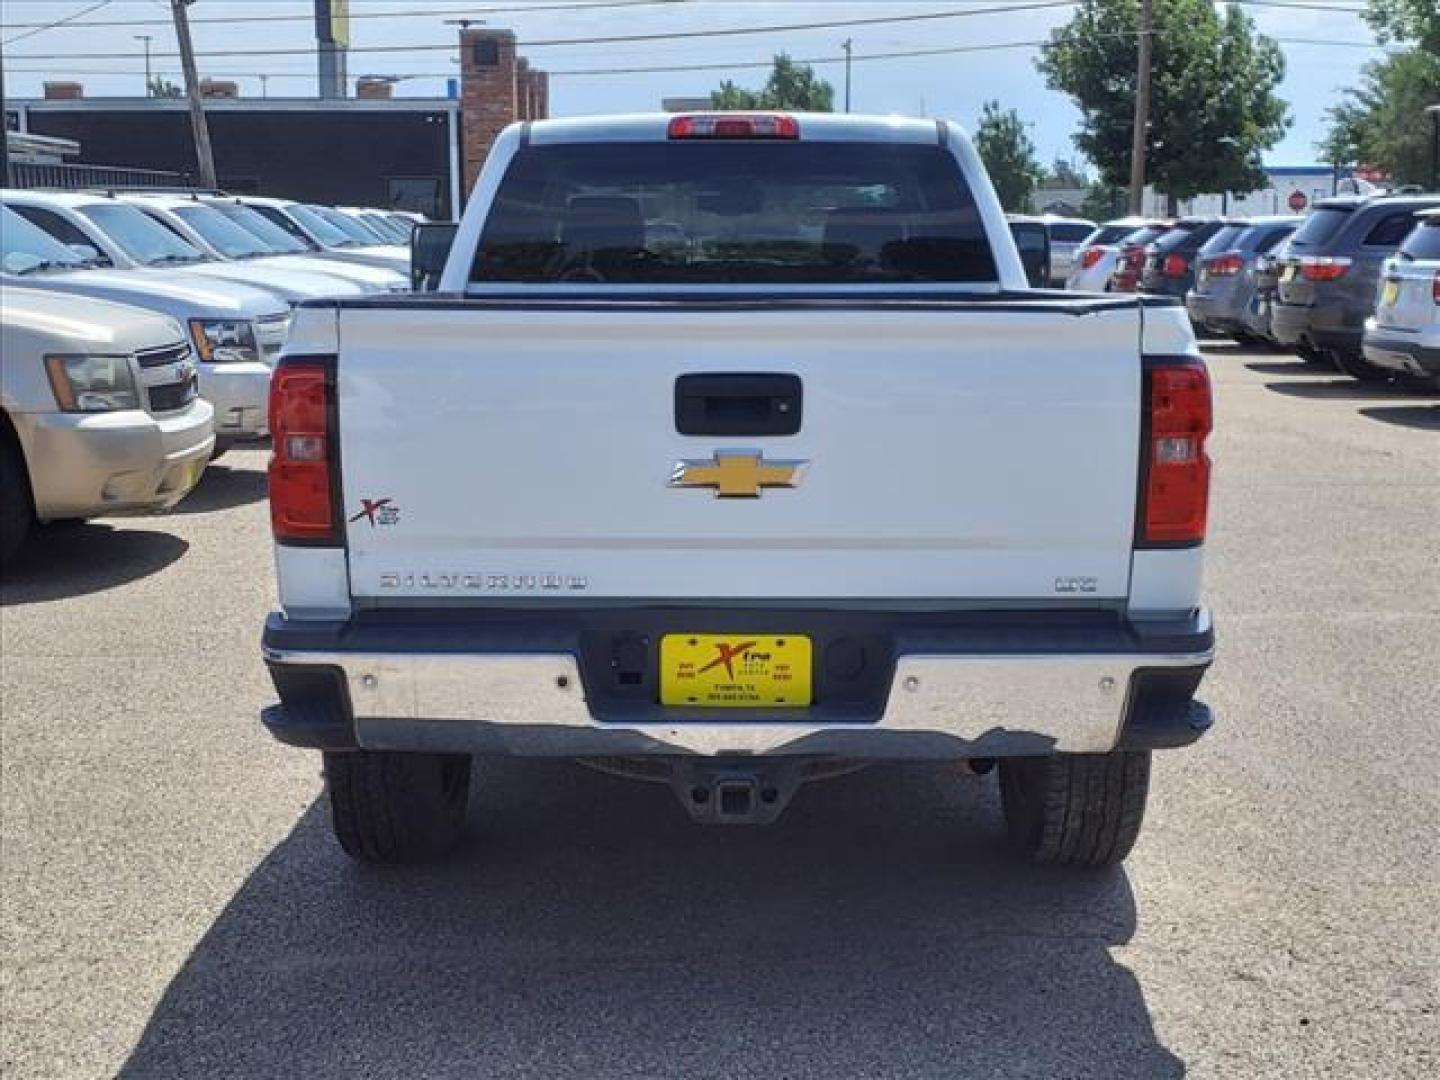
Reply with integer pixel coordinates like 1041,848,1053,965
0,524,187,606
168,462,268,515
118,761,1182,1079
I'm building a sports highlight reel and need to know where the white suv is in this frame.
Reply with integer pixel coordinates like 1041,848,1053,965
1,289,213,564
1363,208,1440,393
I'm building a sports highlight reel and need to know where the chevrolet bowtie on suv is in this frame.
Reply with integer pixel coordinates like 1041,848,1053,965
259,113,1215,868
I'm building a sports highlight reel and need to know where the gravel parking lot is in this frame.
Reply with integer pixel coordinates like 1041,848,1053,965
2,344,1436,1080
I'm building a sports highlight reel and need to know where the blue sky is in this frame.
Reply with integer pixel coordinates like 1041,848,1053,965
2,1,1387,170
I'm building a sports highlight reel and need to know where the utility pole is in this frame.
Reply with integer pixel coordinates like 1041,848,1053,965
842,38,852,113
170,0,217,188
1127,0,1153,216
1429,105,1440,192
135,35,153,95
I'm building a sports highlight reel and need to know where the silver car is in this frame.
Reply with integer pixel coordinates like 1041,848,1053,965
1042,216,1096,287
1363,209,1440,392
1066,217,1156,292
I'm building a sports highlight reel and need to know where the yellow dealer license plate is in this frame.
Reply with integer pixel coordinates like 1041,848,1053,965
660,634,812,708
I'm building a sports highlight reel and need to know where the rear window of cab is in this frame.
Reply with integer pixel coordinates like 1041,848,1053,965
470,141,998,286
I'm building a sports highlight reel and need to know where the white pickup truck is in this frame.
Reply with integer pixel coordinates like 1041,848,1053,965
261,113,1215,867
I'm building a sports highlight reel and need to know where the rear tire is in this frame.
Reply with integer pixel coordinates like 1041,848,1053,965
1330,350,1391,383
323,750,472,864
0,442,34,570
999,751,1151,866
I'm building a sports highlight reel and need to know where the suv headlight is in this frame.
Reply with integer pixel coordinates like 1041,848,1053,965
45,354,140,413
189,318,259,363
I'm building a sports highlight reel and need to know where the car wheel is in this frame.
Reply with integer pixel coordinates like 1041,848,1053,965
999,751,1151,866
323,750,472,864
0,441,35,570
1330,351,1392,383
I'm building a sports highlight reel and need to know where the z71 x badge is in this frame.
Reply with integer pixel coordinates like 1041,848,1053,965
350,498,400,527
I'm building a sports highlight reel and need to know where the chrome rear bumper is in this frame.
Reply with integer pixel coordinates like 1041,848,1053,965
261,608,1214,759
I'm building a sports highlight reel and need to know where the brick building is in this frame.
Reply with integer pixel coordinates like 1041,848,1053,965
458,30,550,195
10,27,548,220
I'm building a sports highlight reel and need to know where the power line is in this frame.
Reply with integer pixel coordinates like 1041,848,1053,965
0,0,1368,35
0,0,673,33
1,0,113,47
0,32,1388,83
4,2,1081,60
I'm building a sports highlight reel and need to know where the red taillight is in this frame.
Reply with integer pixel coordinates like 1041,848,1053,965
1139,363,1211,546
268,360,338,544
1124,245,1147,271
1298,256,1351,282
1433,271,1440,305
1162,253,1190,278
667,113,799,140
1080,247,1105,269
1204,253,1244,277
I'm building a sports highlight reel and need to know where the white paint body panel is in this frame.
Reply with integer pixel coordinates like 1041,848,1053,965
335,303,1145,601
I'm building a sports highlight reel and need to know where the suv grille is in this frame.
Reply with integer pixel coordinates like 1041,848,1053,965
136,341,199,413
135,342,192,369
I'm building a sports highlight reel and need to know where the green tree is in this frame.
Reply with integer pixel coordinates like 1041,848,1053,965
147,75,183,99
973,101,1044,212
1365,0,1440,52
711,54,835,111
1037,0,1289,211
1319,49,1440,186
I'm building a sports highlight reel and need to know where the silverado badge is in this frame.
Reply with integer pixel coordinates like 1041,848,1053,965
669,451,808,498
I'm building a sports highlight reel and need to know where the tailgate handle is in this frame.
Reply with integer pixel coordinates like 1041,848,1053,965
675,373,802,436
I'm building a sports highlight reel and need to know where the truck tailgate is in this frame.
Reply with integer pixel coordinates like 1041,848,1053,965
335,301,1142,602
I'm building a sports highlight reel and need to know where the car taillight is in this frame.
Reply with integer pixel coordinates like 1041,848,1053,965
1298,256,1352,282
668,113,799,140
268,358,339,544
1138,362,1211,546
1125,246,1147,271
1080,247,1106,269
1162,253,1190,278
1433,271,1440,305
1204,253,1244,276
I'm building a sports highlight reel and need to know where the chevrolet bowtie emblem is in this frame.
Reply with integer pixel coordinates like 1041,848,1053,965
670,450,808,498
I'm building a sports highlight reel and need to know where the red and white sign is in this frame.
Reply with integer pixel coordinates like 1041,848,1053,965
1287,190,1308,212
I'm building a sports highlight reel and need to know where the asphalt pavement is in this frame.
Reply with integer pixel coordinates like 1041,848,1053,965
1,345,1437,1079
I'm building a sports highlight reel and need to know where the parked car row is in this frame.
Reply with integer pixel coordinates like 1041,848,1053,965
1,190,426,564
1067,193,1440,392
